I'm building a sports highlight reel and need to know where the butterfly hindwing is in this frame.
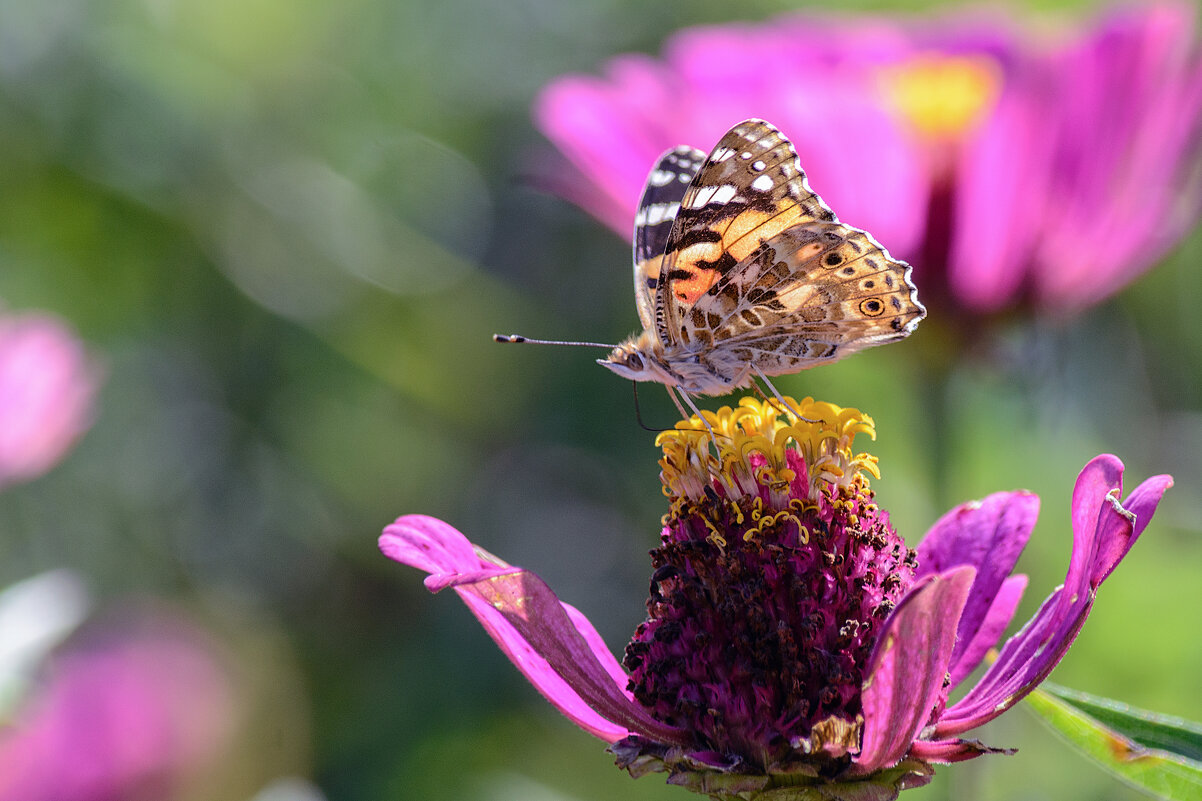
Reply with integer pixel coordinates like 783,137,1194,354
632,146,706,331
693,221,922,341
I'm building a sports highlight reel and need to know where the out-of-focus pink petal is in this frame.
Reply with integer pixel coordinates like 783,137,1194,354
0,314,99,490
915,490,1037,677
0,612,234,801
947,81,1054,312
948,574,1026,689
853,566,975,774
1036,2,1202,311
534,57,681,236
934,456,1172,736
380,516,687,745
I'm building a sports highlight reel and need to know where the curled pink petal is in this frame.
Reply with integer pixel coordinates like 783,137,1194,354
934,456,1173,736
854,566,975,773
380,516,686,745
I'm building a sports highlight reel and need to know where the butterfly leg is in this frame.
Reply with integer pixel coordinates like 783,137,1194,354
752,367,818,423
668,385,719,443
664,384,690,419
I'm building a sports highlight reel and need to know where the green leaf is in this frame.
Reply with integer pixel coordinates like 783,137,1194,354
1024,682,1202,801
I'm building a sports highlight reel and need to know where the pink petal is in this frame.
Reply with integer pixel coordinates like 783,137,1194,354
934,456,1172,736
908,737,1014,764
533,57,682,236
915,490,1038,680
379,516,686,745
947,80,1055,312
948,574,1026,689
853,566,975,773
1035,2,1202,311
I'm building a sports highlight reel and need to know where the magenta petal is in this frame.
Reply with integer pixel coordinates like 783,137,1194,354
948,80,1055,312
853,566,975,773
934,457,1172,736
908,737,1015,764
379,516,686,745
379,514,501,579
948,574,1027,689
534,57,680,236
1035,3,1202,311
916,491,1038,679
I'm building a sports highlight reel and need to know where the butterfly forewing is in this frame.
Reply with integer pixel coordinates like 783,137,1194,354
652,121,839,342
632,146,706,331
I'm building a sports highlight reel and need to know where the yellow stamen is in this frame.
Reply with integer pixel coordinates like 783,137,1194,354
881,53,1001,140
657,396,879,504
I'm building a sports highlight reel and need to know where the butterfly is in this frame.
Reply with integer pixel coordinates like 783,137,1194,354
498,119,925,419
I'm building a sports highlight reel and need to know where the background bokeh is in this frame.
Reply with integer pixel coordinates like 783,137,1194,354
0,0,1199,799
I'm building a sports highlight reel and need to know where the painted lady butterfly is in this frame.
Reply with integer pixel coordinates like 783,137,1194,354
499,119,925,416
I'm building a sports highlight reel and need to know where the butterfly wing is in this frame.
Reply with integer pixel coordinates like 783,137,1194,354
632,146,706,331
687,223,925,378
654,119,923,376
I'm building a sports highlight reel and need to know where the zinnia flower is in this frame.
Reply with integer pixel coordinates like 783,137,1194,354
381,397,1171,800
0,311,99,490
534,3,1202,319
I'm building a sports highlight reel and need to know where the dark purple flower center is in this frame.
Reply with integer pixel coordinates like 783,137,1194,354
623,399,916,772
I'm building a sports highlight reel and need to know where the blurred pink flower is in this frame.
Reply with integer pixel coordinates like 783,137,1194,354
0,609,235,801
535,3,1202,318
0,312,98,489
381,398,1172,799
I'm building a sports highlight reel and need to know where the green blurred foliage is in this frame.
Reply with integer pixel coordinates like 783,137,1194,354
0,0,1198,799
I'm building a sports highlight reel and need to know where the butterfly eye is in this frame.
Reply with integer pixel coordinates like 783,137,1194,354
626,353,645,370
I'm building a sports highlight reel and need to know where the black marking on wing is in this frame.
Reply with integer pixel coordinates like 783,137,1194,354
633,146,707,265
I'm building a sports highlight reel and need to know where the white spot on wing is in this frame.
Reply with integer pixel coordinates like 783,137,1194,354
712,184,737,203
635,201,680,226
649,169,675,187
688,184,738,208
751,174,774,192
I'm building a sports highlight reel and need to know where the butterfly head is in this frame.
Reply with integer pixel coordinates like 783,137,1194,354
597,335,673,385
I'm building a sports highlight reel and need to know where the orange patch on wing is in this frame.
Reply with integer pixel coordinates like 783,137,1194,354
673,267,721,305
722,206,802,262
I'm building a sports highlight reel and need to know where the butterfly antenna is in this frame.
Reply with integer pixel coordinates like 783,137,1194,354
494,334,614,348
